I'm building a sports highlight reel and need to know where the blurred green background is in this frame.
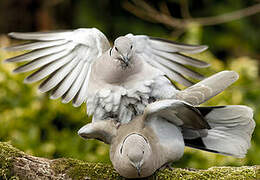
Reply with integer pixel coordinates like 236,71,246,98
0,0,259,169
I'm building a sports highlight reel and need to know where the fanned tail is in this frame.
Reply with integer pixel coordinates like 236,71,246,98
183,105,255,158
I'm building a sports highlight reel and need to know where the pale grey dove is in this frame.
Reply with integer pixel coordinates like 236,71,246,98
78,71,255,178
4,28,212,123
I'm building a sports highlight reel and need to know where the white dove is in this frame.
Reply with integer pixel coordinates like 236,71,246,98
4,28,210,123
78,71,255,178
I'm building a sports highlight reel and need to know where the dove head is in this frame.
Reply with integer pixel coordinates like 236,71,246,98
111,36,134,67
116,133,152,178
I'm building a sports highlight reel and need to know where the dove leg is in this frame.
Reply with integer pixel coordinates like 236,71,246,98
159,163,174,171
113,119,121,129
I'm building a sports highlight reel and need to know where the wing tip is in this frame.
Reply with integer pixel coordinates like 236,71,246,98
3,58,11,64
3,46,14,52
50,94,58,100
221,70,239,82
23,78,30,84
8,32,15,37
199,45,208,52
149,36,209,53
73,102,82,108
201,62,211,68
61,98,70,104
8,32,21,39
12,68,21,74
38,86,48,93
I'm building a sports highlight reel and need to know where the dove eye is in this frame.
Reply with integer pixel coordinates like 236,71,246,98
130,45,133,49
115,47,118,51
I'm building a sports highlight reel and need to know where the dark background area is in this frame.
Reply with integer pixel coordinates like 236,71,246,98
0,0,259,60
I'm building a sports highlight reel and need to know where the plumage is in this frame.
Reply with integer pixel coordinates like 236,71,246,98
175,70,239,105
24,53,75,83
5,27,212,122
151,54,205,80
141,53,194,86
8,31,72,41
13,50,71,74
61,63,88,103
149,37,208,54
50,60,84,99
4,40,67,51
187,105,255,157
150,49,209,68
5,43,70,63
4,25,255,180
78,96,255,178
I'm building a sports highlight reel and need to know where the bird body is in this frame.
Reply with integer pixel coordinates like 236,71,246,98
5,28,209,123
110,116,185,178
78,71,255,178
3,28,256,179
87,50,177,122
78,100,255,178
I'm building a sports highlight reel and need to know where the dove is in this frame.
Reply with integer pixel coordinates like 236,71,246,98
78,71,255,178
4,28,210,123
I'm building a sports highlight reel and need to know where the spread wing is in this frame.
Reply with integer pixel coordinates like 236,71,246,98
143,99,210,130
126,34,210,87
4,28,110,107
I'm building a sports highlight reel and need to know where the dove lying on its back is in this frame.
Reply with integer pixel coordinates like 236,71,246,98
78,71,255,178
4,28,211,123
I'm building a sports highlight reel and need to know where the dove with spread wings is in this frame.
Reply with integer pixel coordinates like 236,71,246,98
4,28,213,124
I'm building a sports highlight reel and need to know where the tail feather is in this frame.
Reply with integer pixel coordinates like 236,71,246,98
183,105,255,158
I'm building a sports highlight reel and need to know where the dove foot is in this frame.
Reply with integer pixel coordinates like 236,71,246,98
159,163,174,171
113,120,121,129
165,164,174,171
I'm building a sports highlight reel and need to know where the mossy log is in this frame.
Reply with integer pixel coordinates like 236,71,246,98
0,142,259,180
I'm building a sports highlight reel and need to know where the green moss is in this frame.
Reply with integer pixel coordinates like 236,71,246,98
0,142,23,179
51,158,123,180
0,142,258,180
155,166,257,180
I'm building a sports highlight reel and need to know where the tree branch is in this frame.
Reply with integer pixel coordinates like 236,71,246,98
122,0,186,28
194,3,260,26
0,142,259,179
180,0,191,19
123,0,260,29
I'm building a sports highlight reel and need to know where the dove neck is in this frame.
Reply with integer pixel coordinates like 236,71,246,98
95,53,143,84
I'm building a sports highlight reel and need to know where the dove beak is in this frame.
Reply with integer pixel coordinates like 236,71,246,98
121,55,129,64
136,164,141,177
118,55,130,67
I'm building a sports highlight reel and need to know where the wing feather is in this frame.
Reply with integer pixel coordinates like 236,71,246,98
142,54,193,86
144,99,210,129
149,37,208,54
148,50,204,80
8,31,72,41
50,60,84,99
151,49,209,68
13,48,72,73
4,28,110,107
5,40,68,51
126,34,209,87
24,53,75,83
61,63,89,103
5,43,71,63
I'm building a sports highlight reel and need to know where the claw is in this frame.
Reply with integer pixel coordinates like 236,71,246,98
113,119,121,129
